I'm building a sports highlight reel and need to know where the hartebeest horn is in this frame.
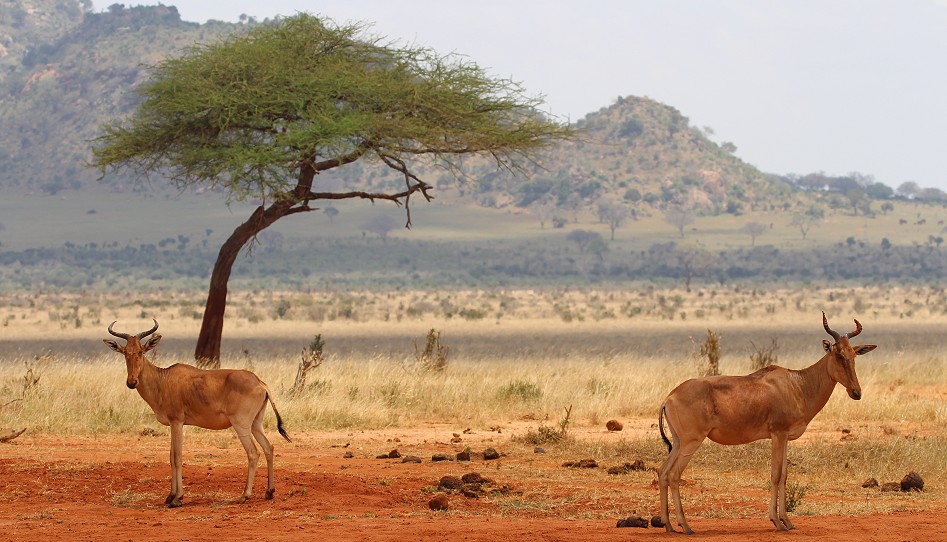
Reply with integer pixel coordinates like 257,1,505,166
137,319,159,340
108,321,132,340
108,319,158,341
846,319,862,339
822,311,841,341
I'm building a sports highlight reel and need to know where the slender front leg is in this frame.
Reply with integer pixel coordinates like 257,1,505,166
769,435,789,530
777,439,796,530
167,422,184,508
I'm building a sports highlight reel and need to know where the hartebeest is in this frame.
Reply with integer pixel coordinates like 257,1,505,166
103,319,291,507
658,313,876,534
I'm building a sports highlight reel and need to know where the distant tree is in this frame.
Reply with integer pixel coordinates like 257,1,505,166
897,181,921,199
918,187,947,203
324,206,339,223
600,201,630,240
790,206,824,240
664,205,695,238
531,198,557,230
588,236,609,262
720,141,737,154
677,247,715,292
880,201,895,215
565,229,603,252
91,14,573,366
740,221,767,246
362,214,400,243
865,182,894,200
623,187,642,203
842,188,868,215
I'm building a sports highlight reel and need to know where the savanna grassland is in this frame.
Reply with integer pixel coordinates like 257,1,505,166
0,286,944,541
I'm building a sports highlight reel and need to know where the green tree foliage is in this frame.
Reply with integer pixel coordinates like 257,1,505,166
90,14,573,365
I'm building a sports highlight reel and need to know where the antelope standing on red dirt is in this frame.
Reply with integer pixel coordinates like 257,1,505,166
103,319,291,508
658,313,876,534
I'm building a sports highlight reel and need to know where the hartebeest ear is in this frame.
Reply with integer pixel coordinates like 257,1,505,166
822,339,832,352
143,334,162,352
854,344,877,356
103,339,122,352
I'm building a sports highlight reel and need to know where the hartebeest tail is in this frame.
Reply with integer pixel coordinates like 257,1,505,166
657,312,876,534
104,319,291,508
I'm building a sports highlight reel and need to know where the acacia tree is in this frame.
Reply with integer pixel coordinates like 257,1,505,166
92,15,573,366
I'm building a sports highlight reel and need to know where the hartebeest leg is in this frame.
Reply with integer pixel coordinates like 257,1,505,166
251,405,276,499
167,422,184,508
768,434,794,530
234,424,260,503
775,436,795,530
659,411,703,535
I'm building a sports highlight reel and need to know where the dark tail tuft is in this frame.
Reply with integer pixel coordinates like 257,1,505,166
266,392,292,443
659,405,672,453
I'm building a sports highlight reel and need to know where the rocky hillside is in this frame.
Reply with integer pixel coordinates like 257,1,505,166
0,1,238,194
1,1,796,215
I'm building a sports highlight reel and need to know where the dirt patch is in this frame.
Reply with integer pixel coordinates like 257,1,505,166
0,428,943,542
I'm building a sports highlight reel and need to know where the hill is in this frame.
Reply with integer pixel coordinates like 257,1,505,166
0,1,793,215
1,2,945,293
0,2,238,194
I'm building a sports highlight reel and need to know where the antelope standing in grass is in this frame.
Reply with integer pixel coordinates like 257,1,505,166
658,313,876,534
103,319,291,507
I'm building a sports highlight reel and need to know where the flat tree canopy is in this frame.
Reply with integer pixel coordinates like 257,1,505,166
91,14,574,365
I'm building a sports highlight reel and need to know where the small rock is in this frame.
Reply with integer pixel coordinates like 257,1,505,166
534,447,546,454
606,419,623,432
880,482,901,492
401,455,422,464
388,449,401,459
616,516,649,528
428,495,449,511
607,460,648,475
901,471,924,492
343,451,354,459
563,458,598,469
650,516,665,528
483,448,500,460
431,454,450,462
861,478,879,488
461,472,492,485
461,486,483,498
438,476,463,491
456,451,471,461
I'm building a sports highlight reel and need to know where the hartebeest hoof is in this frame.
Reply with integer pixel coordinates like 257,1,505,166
265,488,275,500
167,498,183,508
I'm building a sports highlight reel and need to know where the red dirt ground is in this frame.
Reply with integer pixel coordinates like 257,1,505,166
0,427,943,542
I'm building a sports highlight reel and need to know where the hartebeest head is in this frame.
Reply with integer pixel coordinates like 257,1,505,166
103,319,161,389
820,311,876,400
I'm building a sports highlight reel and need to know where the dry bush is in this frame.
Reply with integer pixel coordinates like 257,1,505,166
749,338,779,371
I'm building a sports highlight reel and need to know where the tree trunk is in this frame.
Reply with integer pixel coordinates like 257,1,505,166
194,203,291,367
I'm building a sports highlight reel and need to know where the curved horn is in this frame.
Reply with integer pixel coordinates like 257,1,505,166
822,311,841,341
846,319,862,339
108,321,132,340
136,318,159,340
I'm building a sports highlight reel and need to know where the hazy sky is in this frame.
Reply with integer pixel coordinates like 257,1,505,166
125,1,947,191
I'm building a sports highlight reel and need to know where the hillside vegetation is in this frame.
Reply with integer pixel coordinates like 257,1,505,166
0,1,804,211
0,2,945,294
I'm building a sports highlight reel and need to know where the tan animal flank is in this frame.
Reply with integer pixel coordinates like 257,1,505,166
103,319,291,507
658,312,876,533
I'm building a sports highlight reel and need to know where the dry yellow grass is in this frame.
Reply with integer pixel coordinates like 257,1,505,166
0,285,944,518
